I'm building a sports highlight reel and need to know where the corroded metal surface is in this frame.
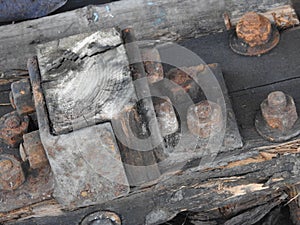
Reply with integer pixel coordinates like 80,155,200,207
262,91,298,131
255,91,300,142
0,154,25,191
11,78,35,116
20,130,49,169
28,56,129,208
0,163,54,213
236,12,272,47
153,97,178,137
0,111,29,147
141,48,164,84
187,100,223,138
230,12,280,56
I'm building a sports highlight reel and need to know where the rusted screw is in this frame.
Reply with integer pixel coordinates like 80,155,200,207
261,91,298,131
0,154,25,191
0,111,29,147
236,12,272,47
187,100,223,138
153,97,179,136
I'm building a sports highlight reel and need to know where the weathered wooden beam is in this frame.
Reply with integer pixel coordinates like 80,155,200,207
0,0,290,77
2,142,300,224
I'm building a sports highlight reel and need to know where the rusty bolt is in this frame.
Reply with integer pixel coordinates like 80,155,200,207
236,12,272,47
81,211,121,225
141,48,164,84
10,78,35,116
0,111,29,147
153,97,178,136
20,130,49,169
187,100,223,138
0,154,25,191
261,91,298,131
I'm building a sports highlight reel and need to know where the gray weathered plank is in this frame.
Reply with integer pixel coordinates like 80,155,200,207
0,0,290,77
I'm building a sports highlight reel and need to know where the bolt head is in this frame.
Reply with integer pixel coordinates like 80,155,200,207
89,219,114,225
187,100,223,138
0,155,25,191
267,91,287,108
236,12,272,47
0,111,29,147
261,92,298,130
5,115,21,129
194,101,212,120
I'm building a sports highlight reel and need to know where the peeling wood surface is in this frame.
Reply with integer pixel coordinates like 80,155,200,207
0,0,290,77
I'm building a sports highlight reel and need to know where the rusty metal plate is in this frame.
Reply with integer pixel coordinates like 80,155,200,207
151,63,243,170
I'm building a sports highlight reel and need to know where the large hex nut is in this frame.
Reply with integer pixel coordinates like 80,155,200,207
230,12,280,56
10,78,35,116
0,154,25,191
0,111,29,147
187,100,223,138
261,91,298,131
20,131,49,169
236,12,272,47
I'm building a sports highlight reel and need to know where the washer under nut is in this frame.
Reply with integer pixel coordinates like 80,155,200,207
0,154,25,191
230,12,280,56
0,111,29,147
255,91,300,142
187,100,223,138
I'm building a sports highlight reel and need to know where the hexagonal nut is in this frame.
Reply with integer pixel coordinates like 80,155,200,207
20,131,49,169
11,78,35,115
187,100,223,138
153,97,178,136
0,111,29,147
141,48,164,84
0,154,25,191
236,12,272,47
261,91,298,131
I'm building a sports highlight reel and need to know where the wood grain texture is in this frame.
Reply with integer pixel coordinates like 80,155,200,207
37,28,135,134
0,0,290,77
